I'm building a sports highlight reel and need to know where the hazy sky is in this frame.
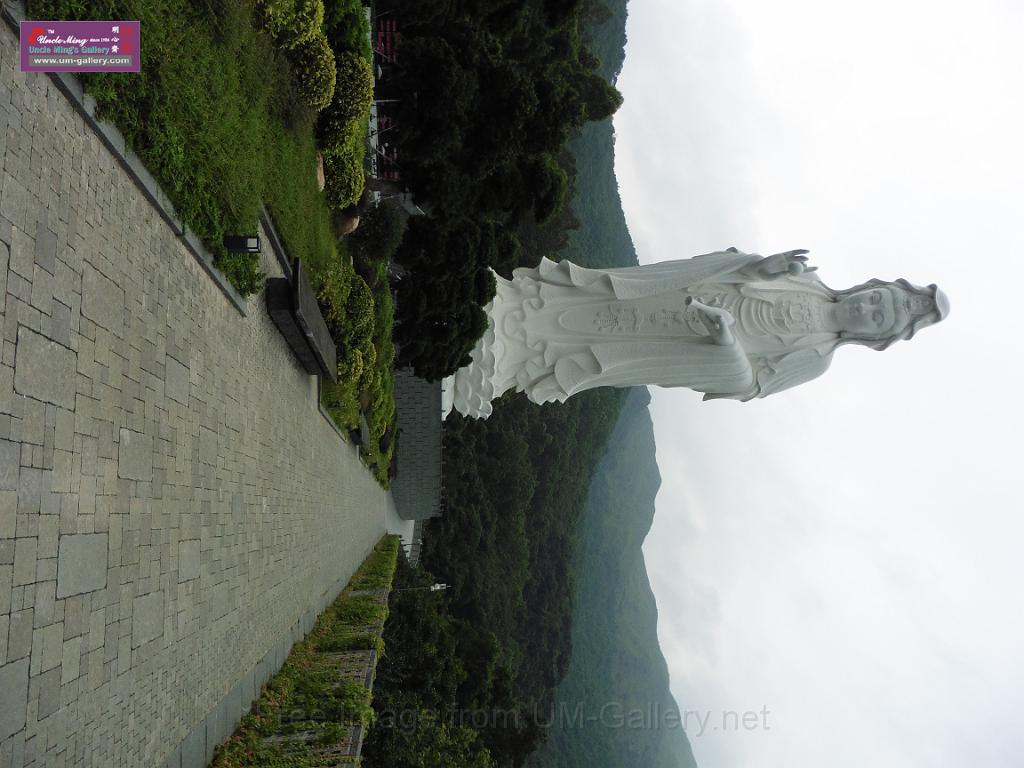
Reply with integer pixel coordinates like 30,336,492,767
614,1,1024,766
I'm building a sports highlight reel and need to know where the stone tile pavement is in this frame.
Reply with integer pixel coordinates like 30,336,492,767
0,22,387,768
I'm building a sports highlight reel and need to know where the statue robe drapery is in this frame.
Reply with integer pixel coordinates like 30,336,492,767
445,250,844,419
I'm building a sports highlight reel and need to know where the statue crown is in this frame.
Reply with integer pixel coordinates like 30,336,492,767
901,291,935,316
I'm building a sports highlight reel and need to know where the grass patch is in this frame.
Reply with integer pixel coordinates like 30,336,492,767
211,536,401,767
332,596,389,626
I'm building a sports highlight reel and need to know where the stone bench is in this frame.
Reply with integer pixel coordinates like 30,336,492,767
266,258,338,382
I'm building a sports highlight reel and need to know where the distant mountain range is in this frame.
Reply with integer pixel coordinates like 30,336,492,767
528,388,698,768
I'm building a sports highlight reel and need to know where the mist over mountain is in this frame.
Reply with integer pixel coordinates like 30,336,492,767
529,388,698,768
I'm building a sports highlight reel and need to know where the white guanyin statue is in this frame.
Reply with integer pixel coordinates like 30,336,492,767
441,248,950,419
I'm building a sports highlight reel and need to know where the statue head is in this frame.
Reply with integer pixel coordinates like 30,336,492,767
835,279,950,349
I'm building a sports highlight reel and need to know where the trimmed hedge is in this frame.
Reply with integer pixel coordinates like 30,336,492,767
257,0,325,49
290,31,337,110
318,52,375,151
324,150,365,210
344,275,375,343
335,273,374,390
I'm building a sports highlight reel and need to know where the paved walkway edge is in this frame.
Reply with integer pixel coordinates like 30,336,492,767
258,207,350,444
0,0,249,317
161,543,376,768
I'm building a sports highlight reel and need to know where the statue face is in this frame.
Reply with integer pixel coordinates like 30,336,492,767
837,288,897,335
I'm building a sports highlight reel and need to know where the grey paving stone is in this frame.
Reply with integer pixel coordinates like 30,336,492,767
0,174,31,236
49,448,73,493
0,241,8,316
6,610,33,661
0,657,29,740
11,539,35,587
15,466,40,514
165,356,189,406
31,579,55,626
0,566,10,615
61,636,82,683
20,398,43,446
62,595,89,639
198,426,216,466
31,621,63,675
33,217,56,276
177,540,199,582
0,364,13,416
117,428,152,481
131,590,163,648
80,263,124,338
35,666,61,719
0,440,18,490
36,516,58,559
12,327,76,409
49,300,73,348
56,534,108,598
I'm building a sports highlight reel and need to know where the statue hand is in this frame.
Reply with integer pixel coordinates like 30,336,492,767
754,249,816,279
686,297,736,346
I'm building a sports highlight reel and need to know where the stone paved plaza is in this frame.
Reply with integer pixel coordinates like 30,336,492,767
0,23,387,768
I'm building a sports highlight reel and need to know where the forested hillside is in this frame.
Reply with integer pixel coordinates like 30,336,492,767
528,389,699,768
379,0,625,379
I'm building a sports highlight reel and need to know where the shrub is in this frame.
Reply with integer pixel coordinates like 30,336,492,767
339,346,364,385
318,109,360,156
318,52,374,150
313,252,353,341
357,339,377,391
324,150,365,210
325,0,372,60
321,375,360,429
335,52,375,117
258,0,325,49
289,31,336,110
345,275,375,342
330,273,374,397
333,596,388,626
217,250,265,297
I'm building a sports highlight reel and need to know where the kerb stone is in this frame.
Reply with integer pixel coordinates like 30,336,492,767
0,657,29,740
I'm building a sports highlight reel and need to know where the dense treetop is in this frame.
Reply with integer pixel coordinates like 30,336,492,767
381,0,624,380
